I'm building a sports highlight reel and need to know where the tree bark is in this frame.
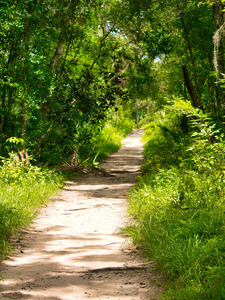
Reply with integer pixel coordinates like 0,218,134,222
8,87,13,135
212,3,225,75
21,17,29,141
0,43,17,133
115,100,119,124
182,65,201,109
52,39,64,69
212,2,225,111
180,13,201,102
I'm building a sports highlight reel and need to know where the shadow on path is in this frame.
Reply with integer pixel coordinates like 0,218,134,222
0,129,163,300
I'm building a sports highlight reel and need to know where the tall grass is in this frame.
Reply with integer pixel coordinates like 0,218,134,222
127,100,225,299
0,157,62,260
90,108,135,162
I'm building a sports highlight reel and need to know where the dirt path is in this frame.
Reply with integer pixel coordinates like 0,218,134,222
0,129,163,300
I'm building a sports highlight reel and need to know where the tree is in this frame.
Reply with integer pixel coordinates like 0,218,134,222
0,0,136,163
2,0,225,163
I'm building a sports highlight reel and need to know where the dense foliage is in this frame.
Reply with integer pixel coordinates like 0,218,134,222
1,0,225,163
0,0,137,164
0,158,62,260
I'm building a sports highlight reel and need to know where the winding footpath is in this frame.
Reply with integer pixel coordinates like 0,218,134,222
0,129,162,300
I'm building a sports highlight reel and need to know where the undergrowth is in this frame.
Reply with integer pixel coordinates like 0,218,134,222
89,108,135,163
0,155,62,261
127,99,225,299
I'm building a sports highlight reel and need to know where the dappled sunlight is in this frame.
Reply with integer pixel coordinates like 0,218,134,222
0,130,163,299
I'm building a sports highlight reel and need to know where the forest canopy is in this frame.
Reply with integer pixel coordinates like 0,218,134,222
0,0,225,163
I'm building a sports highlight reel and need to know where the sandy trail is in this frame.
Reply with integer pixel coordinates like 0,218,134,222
0,129,162,300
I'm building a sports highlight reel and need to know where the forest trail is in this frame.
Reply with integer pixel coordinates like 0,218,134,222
0,129,163,300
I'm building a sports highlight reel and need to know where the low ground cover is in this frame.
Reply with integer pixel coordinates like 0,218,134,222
0,159,62,261
127,100,225,299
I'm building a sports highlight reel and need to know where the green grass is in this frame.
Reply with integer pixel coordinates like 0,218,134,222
0,161,62,260
90,114,135,162
126,106,225,299
128,174,225,299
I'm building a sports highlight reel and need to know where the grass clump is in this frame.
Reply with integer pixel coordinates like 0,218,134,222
127,99,225,299
0,154,62,260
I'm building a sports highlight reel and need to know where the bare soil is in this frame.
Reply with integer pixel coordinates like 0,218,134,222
0,129,163,300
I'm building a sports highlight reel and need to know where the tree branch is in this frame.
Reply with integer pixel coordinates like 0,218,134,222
89,27,113,71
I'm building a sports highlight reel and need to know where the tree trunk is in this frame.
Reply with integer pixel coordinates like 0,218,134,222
52,39,64,69
0,77,6,134
8,88,13,135
180,13,201,102
180,14,200,96
115,100,119,124
182,65,201,109
21,17,29,141
0,44,16,133
212,2,225,112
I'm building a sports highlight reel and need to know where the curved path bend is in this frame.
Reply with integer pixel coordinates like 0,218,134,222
0,129,163,300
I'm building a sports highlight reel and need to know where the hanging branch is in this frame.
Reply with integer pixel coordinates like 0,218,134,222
89,12,122,72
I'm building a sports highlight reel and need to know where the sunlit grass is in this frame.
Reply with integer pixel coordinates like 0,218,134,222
0,165,62,260
91,114,135,162
127,106,225,299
